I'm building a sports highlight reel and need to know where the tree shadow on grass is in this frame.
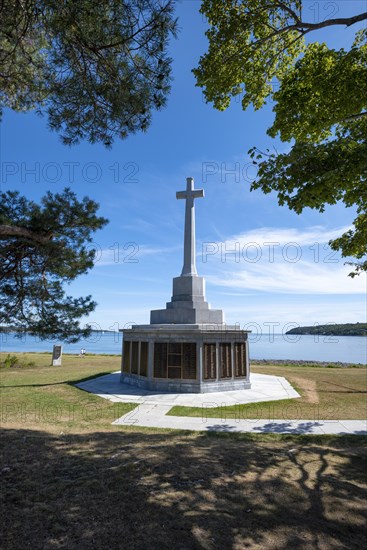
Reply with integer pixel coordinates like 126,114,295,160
0,428,366,549
1,372,117,389
2,381,68,388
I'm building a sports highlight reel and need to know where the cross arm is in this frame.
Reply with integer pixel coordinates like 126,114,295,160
192,190,204,198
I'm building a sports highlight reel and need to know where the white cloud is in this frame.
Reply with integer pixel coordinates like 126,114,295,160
208,261,366,295
201,225,365,295
210,225,352,248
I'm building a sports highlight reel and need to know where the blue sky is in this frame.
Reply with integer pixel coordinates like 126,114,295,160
1,1,366,334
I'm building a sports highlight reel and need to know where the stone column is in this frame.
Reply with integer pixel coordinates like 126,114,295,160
138,341,141,376
197,340,203,382
120,339,124,375
245,338,250,381
231,342,235,381
148,340,154,380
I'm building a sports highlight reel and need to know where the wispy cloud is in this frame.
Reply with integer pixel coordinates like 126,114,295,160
138,245,181,257
94,244,180,266
212,225,352,247
121,218,157,232
207,262,366,295
201,225,365,295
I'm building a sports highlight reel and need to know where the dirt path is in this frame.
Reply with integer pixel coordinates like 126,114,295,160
287,376,319,403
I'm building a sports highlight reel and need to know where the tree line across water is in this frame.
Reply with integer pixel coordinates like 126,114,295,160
286,323,367,336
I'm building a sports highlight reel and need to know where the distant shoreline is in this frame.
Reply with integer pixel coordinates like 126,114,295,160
0,351,365,367
286,323,367,337
251,359,366,367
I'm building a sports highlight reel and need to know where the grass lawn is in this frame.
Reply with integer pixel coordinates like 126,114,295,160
0,352,135,432
1,353,366,549
168,364,367,421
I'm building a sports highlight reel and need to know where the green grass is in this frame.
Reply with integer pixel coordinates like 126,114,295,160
1,353,367,548
0,352,135,433
168,364,367,420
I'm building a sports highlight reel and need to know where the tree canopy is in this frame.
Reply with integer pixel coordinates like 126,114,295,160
0,2,178,340
0,189,108,342
0,0,177,146
194,1,367,275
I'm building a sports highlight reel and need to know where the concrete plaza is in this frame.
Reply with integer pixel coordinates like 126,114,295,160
75,372,367,435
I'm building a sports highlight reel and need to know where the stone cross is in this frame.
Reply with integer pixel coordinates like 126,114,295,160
176,177,204,276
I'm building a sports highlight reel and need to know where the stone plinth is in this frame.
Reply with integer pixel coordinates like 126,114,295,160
150,275,224,324
121,324,250,393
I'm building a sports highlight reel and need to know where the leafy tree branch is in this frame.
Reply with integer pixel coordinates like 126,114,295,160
194,1,367,275
0,189,108,341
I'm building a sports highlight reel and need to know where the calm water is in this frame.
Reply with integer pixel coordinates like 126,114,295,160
1,331,366,364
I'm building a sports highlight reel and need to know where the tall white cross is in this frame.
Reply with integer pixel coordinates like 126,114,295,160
176,177,204,276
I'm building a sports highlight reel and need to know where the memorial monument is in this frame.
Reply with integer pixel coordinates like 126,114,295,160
121,177,251,393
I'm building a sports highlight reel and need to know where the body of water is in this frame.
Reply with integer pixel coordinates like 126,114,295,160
1,331,366,364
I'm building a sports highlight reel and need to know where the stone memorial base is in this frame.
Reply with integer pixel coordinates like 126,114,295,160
150,276,223,324
121,324,251,393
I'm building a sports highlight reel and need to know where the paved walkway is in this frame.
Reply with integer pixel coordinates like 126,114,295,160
76,372,300,406
76,372,367,435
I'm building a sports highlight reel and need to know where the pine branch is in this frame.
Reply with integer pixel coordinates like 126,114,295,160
0,225,51,244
